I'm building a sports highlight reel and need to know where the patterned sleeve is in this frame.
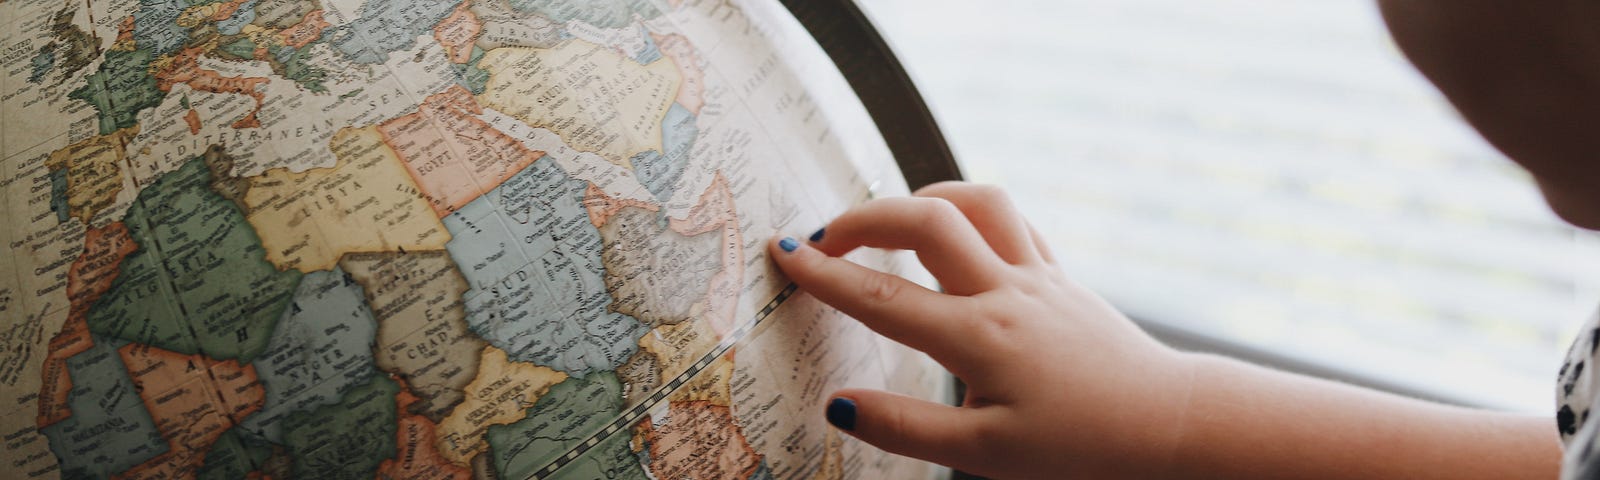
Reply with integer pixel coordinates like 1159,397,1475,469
1558,311,1600,479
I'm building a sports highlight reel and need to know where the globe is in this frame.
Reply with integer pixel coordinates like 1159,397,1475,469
0,0,950,478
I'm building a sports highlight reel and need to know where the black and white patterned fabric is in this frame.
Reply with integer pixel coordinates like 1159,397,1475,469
1559,311,1600,479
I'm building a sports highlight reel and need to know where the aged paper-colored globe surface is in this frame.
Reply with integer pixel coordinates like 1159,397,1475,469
0,0,948,478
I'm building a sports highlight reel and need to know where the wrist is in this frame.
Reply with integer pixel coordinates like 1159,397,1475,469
1148,350,1204,478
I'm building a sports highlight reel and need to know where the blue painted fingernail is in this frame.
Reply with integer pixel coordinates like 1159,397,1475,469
779,237,800,253
826,397,856,431
809,228,826,242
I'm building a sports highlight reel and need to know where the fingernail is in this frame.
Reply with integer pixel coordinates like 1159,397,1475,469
779,237,800,253
826,397,856,431
808,227,826,242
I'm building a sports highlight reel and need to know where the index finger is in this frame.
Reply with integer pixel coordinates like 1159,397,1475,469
769,237,989,377
807,197,1012,296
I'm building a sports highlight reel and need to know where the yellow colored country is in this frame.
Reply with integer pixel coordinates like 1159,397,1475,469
640,320,734,405
477,39,681,167
242,126,451,272
47,126,138,224
435,347,568,466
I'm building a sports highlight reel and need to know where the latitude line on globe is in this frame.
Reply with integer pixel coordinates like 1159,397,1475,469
526,282,801,480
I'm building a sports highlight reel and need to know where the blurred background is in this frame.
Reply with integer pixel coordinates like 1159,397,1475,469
855,0,1600,412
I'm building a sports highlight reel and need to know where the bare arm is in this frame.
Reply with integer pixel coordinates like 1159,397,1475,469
1173,354,1558,479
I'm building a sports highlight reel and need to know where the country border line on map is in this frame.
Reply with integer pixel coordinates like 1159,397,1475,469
526,282,800,480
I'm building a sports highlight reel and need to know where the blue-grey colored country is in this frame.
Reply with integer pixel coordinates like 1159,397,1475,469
508,0,661,30
633,25,662,65
29,47,55,83
444,158,649,377
40,337,168,480
630,102,697,204
747,462,775,480
239,268,379,443
134,0,189,56
329,0,463,64
216,0,258,35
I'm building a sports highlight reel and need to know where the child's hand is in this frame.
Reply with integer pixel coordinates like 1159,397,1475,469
769,182,1196,478
772,182,1559,480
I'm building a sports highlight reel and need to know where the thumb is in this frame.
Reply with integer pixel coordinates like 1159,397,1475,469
825,388,987,471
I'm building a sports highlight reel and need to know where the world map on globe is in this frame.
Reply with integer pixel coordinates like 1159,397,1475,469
0,0,948,478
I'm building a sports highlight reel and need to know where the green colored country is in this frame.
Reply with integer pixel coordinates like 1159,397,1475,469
197,425,276,480
70,47,164,135
38,337,168,479
453,46,490,94
486,372,643,479
547,430,649,480
48,167,70,223
83,236,197,355
281,374,399,480
507,0,662,29
276,45,328,93
219,37,257,60
87,156,303,363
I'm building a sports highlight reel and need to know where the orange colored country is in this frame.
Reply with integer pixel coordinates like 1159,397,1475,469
433,1,481,64
377,85,544,217
377,382,472,480
38,222,138,428
113,344,265,480
278,10,330,50
184,108,202,134
635,400,763,480
669,174,743,335
583,183,659,228
156,44,269,129
207,0,253,21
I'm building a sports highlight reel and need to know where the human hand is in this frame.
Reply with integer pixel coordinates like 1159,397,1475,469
769,182,1196,479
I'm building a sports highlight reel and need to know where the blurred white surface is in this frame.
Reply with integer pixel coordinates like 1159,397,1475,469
857,0,1600,411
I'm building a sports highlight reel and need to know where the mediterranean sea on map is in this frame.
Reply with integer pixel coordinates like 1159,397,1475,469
0,0,950,478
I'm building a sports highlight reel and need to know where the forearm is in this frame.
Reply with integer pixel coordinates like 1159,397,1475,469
1166,353,1561,479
